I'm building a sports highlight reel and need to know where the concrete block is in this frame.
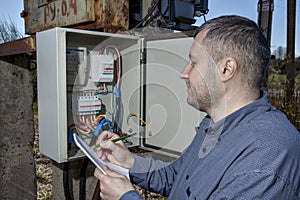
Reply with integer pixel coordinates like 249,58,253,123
0,59,36,199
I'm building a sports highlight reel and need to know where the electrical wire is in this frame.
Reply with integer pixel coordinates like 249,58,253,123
95,83,113,95
76,116,90,134
63,163,72,200
79,158,89,200
76,115,106,135
132,0,160,30
169,0,175,29
126,112,152,136
114,86,123,133
93,117,112,136
103,45,123,133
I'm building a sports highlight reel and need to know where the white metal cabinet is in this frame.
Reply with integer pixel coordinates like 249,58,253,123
37,27,203,163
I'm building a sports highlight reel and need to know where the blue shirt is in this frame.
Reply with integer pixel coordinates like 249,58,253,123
121,92,300,200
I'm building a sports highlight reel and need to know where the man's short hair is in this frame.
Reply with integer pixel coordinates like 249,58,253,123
194,15,270,89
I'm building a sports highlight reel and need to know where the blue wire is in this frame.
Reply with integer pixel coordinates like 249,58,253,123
115,87,123,132
68,128,74,143
93,118,112,136
94,90,113,95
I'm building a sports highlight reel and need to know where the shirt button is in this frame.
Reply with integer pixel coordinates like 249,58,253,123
186,175,189,180
202,147,207,153
186,187,191,197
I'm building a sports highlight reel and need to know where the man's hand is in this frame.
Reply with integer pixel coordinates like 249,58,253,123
96,131,134,169
94,167,135,200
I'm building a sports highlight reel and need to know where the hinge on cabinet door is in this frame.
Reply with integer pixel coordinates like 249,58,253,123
140,48,146,65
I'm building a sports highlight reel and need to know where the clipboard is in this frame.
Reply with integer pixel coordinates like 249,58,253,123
73,133,130,180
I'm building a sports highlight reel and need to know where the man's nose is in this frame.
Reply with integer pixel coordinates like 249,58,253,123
180,64,192,79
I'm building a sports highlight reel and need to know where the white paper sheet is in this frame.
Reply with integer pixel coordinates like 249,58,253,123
73,133,130,180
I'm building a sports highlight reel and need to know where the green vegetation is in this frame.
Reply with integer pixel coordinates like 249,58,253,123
268,52,300,131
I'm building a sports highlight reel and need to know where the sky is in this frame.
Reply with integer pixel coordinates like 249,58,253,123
0,0,299,56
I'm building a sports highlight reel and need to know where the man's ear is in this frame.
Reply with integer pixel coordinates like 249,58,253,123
218,57,238,82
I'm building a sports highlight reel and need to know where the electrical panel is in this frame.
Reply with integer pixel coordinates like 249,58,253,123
37,27,204,163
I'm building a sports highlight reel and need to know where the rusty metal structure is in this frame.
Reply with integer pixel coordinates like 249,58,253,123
0,36,36,57
257,0,274,46
22,0,129,34
0,0,130,57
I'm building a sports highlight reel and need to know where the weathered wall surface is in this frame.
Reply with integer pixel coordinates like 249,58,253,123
52,160,99,200
0,58,36,199
0,56,104,200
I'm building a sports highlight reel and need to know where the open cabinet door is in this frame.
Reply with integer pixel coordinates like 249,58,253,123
142,35,205,156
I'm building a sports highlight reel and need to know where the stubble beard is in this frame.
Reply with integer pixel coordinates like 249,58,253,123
187,81,211,113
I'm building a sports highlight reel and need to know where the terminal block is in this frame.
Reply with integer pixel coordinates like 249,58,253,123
78,95,102,115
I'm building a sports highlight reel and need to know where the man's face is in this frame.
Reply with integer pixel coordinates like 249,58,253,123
180,31,221,112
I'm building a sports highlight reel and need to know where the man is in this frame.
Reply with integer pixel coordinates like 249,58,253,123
94,15,300,199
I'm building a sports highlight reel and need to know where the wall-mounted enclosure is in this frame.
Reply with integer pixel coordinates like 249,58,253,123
37,27,204,163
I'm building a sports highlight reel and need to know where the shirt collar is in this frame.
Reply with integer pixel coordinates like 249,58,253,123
200,91,272,136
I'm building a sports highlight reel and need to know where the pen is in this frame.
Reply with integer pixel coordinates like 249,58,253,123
111,132,137,142
93,133,137,148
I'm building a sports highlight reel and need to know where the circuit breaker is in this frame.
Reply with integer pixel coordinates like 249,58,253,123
37,27,204,163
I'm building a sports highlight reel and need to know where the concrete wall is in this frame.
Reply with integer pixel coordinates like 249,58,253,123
0,57,100,200
0,57,36,199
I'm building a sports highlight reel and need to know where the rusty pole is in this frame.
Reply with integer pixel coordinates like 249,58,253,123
286,0,296,103
257,0,274,89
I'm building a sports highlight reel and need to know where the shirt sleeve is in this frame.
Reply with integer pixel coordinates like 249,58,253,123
209,169,299,200
128,123,206,197
129,154,184,196
119,190,143,200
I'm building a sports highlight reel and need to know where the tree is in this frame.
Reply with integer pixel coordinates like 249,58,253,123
0,16,23,44
273,46,286,60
